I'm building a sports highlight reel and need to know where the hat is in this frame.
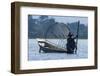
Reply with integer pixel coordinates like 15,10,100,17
68,32,73,37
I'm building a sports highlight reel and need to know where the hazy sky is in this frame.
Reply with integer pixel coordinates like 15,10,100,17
31,15,88,25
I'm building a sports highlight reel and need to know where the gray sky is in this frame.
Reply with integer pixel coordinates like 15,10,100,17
31,15,88,25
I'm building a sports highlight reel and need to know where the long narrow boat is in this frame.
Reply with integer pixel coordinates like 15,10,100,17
38,41,68,53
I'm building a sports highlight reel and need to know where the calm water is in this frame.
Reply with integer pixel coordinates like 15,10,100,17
28,39,88,61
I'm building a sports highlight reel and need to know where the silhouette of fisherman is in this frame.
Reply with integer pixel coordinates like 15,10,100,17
66,32,78,54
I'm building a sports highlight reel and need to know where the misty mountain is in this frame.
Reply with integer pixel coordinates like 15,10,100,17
28,15,88,39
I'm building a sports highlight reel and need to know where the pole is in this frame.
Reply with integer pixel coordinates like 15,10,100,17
75,21,80,54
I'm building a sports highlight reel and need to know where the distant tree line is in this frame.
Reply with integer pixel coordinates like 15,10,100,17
28,15,88,39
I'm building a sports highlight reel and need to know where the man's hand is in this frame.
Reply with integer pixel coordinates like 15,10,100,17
76,35,78,38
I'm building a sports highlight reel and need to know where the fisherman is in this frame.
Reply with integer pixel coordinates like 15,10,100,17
66,32,78,54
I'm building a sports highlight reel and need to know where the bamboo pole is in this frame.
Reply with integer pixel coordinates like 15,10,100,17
75,21,80,54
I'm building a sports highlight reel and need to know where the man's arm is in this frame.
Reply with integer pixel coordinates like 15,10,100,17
73,35,78,39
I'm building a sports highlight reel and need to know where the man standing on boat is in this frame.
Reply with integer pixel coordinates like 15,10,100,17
66,32,78,54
